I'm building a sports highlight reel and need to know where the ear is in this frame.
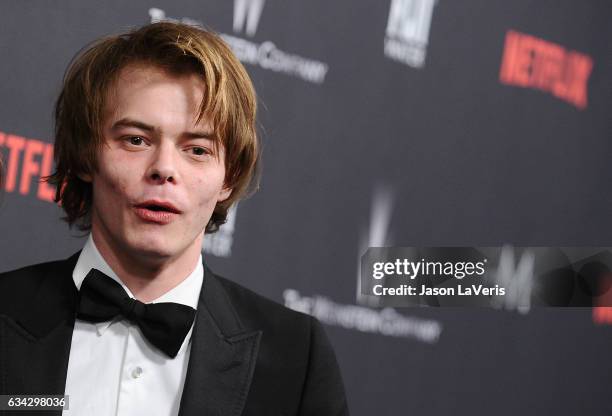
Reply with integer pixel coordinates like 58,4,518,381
217,186,232,203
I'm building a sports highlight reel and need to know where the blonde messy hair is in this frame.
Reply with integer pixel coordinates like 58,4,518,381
46,22,259,233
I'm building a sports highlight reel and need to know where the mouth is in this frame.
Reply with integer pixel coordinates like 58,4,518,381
134,200,182,214
133,200,182,224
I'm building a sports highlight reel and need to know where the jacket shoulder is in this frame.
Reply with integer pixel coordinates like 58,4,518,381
0,258,72,315
0,259,62,291
212,273,313,331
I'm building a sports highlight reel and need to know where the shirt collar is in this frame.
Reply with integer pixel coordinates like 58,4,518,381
73,234,204,344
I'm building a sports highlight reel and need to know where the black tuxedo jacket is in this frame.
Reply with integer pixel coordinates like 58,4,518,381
0,252,349,415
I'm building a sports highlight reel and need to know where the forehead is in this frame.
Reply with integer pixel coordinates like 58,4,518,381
103,62,209,127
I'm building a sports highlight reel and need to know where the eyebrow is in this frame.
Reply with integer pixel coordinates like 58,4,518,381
110,118,215,140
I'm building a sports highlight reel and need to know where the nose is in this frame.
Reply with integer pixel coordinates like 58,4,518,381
146,142,178,184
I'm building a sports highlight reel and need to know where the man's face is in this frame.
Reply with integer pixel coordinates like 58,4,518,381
82,63,230,262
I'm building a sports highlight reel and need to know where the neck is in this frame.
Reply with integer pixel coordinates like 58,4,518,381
90,229,203,303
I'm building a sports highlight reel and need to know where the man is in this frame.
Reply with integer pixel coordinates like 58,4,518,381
0,22,349,416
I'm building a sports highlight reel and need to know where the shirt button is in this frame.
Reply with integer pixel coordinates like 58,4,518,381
131,366,144,379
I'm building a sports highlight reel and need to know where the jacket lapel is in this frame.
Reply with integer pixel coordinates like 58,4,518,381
178,263,262,416
2,252,80,403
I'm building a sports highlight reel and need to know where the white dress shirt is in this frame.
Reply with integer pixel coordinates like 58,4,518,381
62,235,204,416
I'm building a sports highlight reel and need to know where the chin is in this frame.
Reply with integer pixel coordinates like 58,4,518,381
133,245,178,260
124,235,179,258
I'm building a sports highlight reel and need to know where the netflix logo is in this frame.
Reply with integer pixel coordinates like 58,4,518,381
0,131,55,202
499,30,593,110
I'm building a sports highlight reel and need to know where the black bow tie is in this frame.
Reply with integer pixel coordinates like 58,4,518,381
76,269,197,358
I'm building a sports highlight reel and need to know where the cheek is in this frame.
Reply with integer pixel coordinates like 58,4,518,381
194,176,225,209
96,164,133,204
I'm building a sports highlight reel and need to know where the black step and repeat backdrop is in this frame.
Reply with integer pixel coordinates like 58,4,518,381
2,1,612,415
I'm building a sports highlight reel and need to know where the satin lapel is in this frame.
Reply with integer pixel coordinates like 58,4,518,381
178,264,262,416
2,252,79,405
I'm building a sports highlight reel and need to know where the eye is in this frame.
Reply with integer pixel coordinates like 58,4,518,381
127,136,145,146
190,147,211,156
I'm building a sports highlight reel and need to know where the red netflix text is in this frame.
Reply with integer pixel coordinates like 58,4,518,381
0,131,55,202
499,30,593,110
